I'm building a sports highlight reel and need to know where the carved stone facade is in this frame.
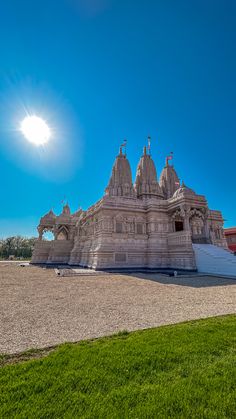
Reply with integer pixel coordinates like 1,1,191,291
32,147,227,269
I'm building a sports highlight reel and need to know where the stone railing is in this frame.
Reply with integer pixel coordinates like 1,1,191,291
167,231,192,247
192,236,210,244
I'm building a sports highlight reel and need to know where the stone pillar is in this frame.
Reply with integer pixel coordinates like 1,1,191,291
204,219,210,241
183,207,190,231
184,215,190,231
37,226,43,240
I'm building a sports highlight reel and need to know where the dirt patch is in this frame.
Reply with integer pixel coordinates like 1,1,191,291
0,264,235,354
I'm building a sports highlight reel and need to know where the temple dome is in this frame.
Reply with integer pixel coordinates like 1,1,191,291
134,146,164,199
172,182,196,199
105,147,134,197
41,209,56,222
159,162,180,199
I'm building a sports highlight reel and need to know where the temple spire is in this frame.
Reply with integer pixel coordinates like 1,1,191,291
160,155,180,199
134,146,164,199
105,147,134,197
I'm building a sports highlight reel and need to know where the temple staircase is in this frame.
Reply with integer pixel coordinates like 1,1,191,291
193,244,236,277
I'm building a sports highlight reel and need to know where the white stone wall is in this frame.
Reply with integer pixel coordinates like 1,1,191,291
32,194,225,271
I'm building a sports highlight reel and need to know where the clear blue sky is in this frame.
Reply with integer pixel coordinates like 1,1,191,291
0,0,235,237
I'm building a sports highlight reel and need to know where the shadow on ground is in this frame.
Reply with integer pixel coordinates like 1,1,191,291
128,273,236,288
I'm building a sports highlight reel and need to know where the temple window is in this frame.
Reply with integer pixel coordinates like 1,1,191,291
116,222,122,233
137,223,143,234
175,221,184,232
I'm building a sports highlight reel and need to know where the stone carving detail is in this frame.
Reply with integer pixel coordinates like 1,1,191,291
210,224,224,240
171,208,184,221
189,208,204,219
190,216,204,236
189,208,205,237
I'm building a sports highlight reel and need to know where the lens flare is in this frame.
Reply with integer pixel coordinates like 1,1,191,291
20,115,51,145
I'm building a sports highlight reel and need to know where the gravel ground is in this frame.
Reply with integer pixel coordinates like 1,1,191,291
0,264,235,354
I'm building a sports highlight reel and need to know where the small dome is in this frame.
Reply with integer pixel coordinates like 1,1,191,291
173,182,196,199
41,209,56,221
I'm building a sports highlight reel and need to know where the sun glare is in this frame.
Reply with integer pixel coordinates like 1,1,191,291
20,115,51,145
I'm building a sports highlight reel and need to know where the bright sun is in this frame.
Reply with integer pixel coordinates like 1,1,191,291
20,115,51,146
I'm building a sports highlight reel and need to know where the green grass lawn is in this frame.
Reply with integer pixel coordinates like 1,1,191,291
0,315,235,418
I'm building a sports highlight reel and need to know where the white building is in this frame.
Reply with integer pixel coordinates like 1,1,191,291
32,146,227,271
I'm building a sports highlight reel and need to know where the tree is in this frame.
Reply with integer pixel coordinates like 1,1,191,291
0,236,37,260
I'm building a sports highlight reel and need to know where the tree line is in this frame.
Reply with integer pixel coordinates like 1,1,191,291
0,236,37,260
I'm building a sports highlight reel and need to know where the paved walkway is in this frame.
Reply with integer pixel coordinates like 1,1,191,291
0,264,235,354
